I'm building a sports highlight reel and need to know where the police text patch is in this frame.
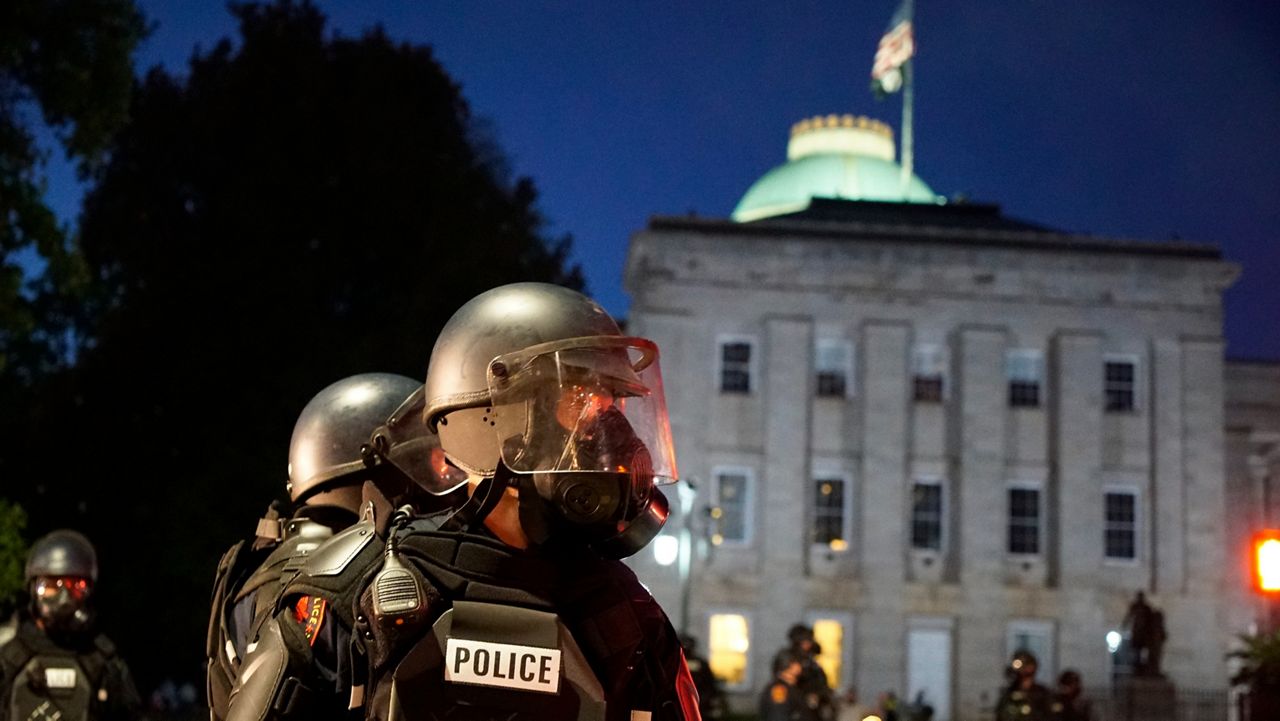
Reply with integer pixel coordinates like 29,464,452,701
44,667,77,689
443,638,561,694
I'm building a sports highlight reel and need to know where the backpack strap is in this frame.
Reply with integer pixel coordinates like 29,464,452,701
77,634,118,694
0,630,35,681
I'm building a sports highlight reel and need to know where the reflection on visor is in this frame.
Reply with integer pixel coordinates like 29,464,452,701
488,336,679,485
34,577,91,601
373,386,470,495
555,384,620,431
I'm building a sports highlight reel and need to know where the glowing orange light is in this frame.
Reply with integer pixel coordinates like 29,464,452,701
1256,530,1280,594
555,385,614,429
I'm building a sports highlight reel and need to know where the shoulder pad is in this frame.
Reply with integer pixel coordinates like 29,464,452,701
300,519,375,577
235,519,334,603
225,617,290,721
0,631,33,672
93,634,117,658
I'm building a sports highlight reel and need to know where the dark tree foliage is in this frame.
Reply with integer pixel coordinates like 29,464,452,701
0,0,146,383
5,0,580,690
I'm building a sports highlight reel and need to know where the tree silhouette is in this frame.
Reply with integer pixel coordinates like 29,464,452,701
3,0,581,691
0,0,145,383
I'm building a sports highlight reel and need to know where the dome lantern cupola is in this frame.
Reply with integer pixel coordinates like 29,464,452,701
732,114,940,222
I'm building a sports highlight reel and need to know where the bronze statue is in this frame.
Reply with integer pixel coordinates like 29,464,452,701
1121,591,1167,677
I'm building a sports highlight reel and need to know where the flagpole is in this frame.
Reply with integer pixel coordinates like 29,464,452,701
899,0,915,195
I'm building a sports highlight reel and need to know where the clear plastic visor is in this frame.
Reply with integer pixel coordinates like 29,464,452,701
376,385,471,494
486,336,679,484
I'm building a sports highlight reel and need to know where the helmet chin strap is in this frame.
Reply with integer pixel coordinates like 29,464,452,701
439,463,512,533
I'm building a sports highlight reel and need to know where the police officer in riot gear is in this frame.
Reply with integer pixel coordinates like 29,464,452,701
370,281,697,720
0,530,141,721
208,372,442,721
772,625,833,721
761,651,806,721
995,650,1051,721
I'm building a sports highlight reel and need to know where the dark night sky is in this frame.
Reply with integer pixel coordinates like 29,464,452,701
40,1,1280,360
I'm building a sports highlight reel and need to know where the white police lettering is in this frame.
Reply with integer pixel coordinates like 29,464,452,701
444,638,562,694
44,667,77,689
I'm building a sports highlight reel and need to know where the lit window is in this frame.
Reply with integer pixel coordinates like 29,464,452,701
812,478,848,550
719,340,753,394
912,344,946,403
815,339,853,398
911,481,944,550
1104,358,1137,413
811,619,844,688
1007,487,1041,555
713,469,751,544
1104,491,1137,560
708,613,750,687
1006,349,1043,408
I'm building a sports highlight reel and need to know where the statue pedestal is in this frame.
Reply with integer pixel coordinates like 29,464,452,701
1112,676,1177,721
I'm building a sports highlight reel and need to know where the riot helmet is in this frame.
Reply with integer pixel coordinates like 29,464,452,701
289,373,458,511
1007,649,1039,683
380,283,679,558
788,623,816,647
25,530,97,634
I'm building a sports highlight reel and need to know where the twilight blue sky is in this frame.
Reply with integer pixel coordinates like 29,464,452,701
40,1,1280,359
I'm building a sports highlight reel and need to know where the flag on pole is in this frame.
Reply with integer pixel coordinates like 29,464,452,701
871,1,915,97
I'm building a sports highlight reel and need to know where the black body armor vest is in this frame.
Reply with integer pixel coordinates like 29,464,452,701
231,503,694,721
0,625,117,721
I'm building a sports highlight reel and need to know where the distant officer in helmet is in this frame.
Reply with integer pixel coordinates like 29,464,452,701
772,625,833,721
0,530,141,721
995,649,1050,721
760,651,807,721
207,373,453,721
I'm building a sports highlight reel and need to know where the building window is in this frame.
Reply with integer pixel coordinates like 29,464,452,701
1006,349,1043,408
1007,620,1056,685
815,338,853,398
1007,486,1041,555
809,618,846,688
712,468,752,545
1104,491,1137,560
812,477,849,551
911,481,944,550
718,339,753,394
708,613,750,688
913,344,947,403
1104,357,1138,413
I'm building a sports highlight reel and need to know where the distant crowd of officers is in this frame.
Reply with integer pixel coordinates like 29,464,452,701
701,623,1095,721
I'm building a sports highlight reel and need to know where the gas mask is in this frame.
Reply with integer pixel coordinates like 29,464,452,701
30,576,94,635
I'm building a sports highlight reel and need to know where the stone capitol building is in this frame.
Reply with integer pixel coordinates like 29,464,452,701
623,114,1280,720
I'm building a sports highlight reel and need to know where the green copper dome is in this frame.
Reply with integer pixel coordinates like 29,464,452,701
732,114,941,222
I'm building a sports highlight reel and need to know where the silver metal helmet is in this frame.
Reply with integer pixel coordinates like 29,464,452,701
25,530,98,582
423,282,626,476
288,373,423,503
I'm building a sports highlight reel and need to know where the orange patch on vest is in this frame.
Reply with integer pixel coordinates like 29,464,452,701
293,595,327,646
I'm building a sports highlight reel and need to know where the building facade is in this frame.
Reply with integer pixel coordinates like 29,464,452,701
623,116,1265,720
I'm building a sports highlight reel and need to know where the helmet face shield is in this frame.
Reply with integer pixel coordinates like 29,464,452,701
376,386,470,494
486,336,678,486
